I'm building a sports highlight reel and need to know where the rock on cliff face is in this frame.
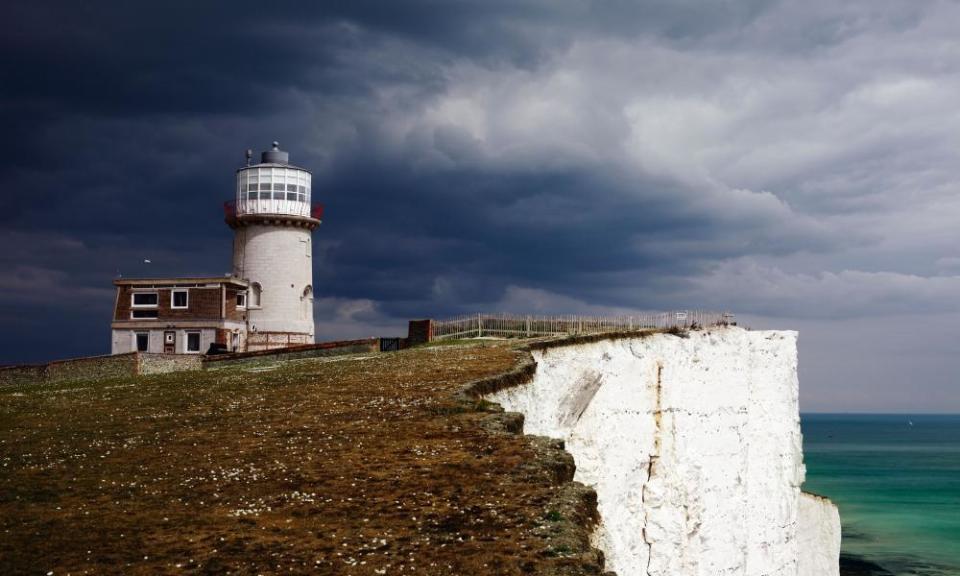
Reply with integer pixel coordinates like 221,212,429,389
487,328,840,576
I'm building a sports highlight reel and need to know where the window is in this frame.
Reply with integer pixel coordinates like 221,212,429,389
171,289,188,309
236,291,247,309
135,332,149,352
185,331,201,353
131,292,158,307
131,309,158,319
250,283,261,307
301,285,313,320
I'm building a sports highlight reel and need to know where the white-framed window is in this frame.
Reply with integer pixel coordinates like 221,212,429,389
236,291,247,309
134,332,149,352
131,309,158,319
131,292,159,307
171,289,189,309
185,331,202,354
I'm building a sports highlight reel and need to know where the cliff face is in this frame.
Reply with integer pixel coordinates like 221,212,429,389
487,328,840,576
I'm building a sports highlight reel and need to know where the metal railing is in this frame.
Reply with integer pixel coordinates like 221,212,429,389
223,200,324,221
431,311,735,341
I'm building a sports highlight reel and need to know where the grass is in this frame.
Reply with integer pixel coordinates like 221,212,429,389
0,343,602,575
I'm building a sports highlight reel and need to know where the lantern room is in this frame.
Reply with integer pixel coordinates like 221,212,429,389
234,142,312,219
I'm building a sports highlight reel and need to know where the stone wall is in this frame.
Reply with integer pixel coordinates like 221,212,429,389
203,338,380,370
139,354,204,375
0,352,206,386
0,364,46,387
0,353,140,387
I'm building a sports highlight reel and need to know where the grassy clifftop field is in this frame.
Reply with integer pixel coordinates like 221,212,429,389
0,343,605,575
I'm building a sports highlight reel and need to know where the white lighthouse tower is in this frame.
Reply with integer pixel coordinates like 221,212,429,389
227,142,320,349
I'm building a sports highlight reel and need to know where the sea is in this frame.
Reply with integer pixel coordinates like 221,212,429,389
802,414,960,576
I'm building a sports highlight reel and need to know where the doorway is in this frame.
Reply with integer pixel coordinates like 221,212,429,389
163,331,176,354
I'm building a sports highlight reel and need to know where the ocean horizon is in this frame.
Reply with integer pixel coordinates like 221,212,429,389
801,413,960,576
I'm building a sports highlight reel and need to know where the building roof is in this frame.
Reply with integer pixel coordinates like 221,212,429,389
113,276,249,288
237,162,311,172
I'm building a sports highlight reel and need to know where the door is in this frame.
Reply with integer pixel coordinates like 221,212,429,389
163,331,176,354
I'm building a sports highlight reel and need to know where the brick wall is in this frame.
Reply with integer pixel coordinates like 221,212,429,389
407,319,433,346
224,287,246,322
246,331,313,352
115,286,224,322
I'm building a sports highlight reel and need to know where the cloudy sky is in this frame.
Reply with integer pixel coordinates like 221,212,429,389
3,1,959,411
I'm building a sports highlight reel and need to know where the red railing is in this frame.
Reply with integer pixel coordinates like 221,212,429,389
223,200,324,221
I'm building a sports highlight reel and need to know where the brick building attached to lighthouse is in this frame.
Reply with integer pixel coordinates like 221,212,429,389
110,143,323,355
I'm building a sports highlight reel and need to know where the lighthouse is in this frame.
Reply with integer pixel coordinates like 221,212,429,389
228,142,320,349
109,142,321,355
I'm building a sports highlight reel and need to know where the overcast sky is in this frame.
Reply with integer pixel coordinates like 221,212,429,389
2,1,958,412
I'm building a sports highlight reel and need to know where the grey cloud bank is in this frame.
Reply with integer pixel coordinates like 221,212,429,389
2,0,958,411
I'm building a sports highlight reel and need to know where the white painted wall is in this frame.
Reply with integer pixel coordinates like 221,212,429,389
232,225,314,339
112,329,216,354
111,330,127,354
487,328,840,576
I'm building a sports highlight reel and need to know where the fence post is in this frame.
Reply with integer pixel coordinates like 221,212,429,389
477,313,482,338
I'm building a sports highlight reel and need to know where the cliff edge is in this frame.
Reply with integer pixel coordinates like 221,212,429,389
488,327,841,576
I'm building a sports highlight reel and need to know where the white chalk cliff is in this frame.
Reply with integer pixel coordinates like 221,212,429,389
487,328,840,576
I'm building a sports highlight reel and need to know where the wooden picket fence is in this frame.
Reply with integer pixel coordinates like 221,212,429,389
431,311,735,341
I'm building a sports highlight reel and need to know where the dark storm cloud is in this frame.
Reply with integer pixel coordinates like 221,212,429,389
3,1,960,411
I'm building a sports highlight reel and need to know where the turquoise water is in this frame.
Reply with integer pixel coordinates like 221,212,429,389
802,414,960,575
